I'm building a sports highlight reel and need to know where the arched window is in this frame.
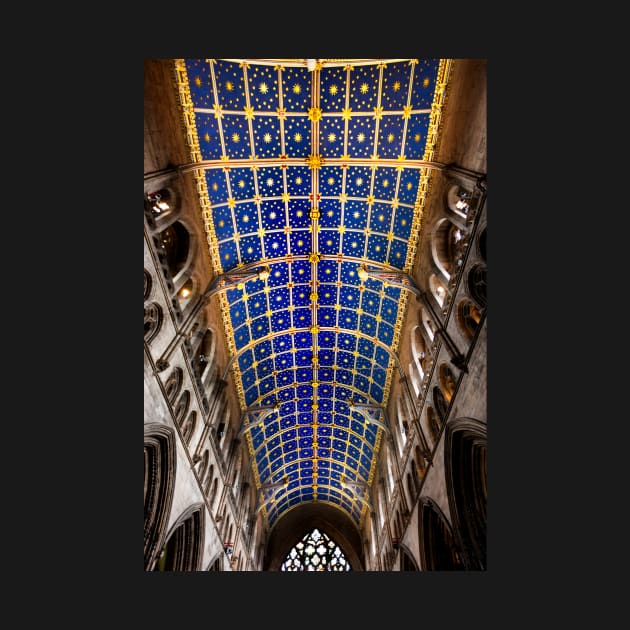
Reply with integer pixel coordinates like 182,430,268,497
158,221,190,279
204,464,214,495
196,450,209,484
429,273,448,308
406,471,416,504
395,398,408,454
411,325,426,389
414,445,426,479
468,264,487,309
438,364,457,403
418,498,465,571
445,418,487,570
427,407,441,445
433,386,449,423
144,425,176,571
153,505,204,571
180,411,197,445
164,368,183,404
431,218,462,282
280,528,351,571
144,303,163,344
195,329,216,383
173,390,190,425
456,299,482,341
209,478,219,509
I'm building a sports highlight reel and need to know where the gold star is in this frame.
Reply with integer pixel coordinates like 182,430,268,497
386,232,394,241
391,198,399,209
263,133,272,143
194,76,201,87
259,82,269,94
372,106,383,120
213,104,223,119
257,227,266,238
387,133,395,143
339,193,348,203
366,195,375,204
294,132,302,143
281,192,291,203
232,133,240,143
393,81,400,91
307,107,322,122
423,77,430,88
337,225,346,234
306,155,323,170
204,132,210,142
226,80,234,91
227,198,236,209
276,107,286,119
341,108,353,121
328,133,337,143
244,106,254,120
360,83,369,94
329,84,338,95
357,133,365,143
293,84,301,94
402,105,412,120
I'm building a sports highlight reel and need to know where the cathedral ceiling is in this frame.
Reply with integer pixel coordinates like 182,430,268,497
173,58,451,530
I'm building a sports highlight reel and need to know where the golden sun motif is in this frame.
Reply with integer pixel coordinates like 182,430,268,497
194,76,201,86
232,133,240,143
329,85,338,95
360,83,369,94
259,82,269,94
263,133,272,143
294,133,302,143
295,177,302,185
226,80,234,91
266,178,274,187
414,133,421,142
357,133,365,143
293,84,301,94
355,177,363,186
423,77,430,87
238,180,245,188
327,177,335,185
393,81,400,91
387,133,395,143
328,133,337,143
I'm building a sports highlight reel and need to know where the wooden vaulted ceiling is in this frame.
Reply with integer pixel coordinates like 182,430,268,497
174,58,451,529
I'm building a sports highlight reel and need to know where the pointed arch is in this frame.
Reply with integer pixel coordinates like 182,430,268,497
418,497,465,571
153,504,205,571
444,417,487,570
280,527,352,571
164,368,183,404
144,424,176,571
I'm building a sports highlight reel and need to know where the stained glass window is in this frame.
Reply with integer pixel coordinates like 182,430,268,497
280,528,351,571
